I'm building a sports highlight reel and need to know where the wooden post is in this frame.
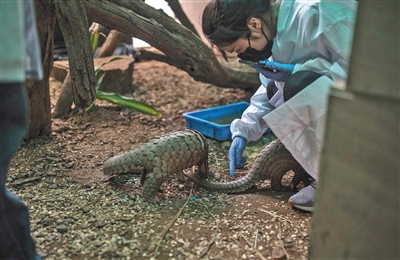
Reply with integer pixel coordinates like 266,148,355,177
54,0,96,109
309,1,399,259
25,0,56,139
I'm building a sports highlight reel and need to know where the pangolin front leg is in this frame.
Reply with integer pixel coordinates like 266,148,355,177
141,173,161,203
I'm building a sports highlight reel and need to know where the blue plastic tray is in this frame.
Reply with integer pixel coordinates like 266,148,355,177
182,101,250,141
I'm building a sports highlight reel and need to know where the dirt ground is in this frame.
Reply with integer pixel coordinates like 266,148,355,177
8,60,312,260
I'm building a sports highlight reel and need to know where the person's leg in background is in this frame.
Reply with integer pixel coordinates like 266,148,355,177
283,71,322,212
0,83,41,260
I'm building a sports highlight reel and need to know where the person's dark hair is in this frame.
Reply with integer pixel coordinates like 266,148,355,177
202,0,271,57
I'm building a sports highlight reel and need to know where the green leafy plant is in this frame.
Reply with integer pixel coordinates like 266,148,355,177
88,24,162,117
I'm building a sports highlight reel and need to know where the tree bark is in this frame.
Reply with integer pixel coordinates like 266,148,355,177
54,0,96,109
165,0,199,37
51,71,74,118
52,27,126,118
83,0,260,90
24,0,55,139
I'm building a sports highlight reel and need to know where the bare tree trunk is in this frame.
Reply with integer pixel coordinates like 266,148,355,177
24,0,55,139
52,71,73,118
54,0,96,109
50,0,97,118
52,27,126,118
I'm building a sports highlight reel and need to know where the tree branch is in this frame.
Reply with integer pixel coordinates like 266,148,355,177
83,0,260,89
164,0,199,37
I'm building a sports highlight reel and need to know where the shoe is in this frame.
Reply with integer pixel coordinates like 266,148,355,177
288,181,316,212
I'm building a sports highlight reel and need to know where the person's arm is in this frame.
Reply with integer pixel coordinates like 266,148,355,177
293,10,357,84
257,1,357,84
257,22,354,84
231,84,275,142
293,57,347,84
229,84,276,175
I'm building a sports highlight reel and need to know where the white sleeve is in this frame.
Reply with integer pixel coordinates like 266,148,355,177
293,58,347,84
230,85,275,142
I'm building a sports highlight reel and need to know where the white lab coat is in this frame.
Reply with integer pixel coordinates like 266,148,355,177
231,0,358,179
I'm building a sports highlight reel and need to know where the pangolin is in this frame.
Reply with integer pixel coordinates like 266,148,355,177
103,129,208,203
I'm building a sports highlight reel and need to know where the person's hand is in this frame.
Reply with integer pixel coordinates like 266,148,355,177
252,60,295,82
228,136,247,176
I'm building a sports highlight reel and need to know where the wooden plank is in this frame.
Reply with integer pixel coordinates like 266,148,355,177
309,1,400,258
346,1,399,99
310,92,399,259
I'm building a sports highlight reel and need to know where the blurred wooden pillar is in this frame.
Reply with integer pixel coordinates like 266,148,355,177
309,1,399,259
25,0,56,139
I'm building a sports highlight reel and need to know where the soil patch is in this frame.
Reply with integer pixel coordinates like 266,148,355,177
8,60,312,259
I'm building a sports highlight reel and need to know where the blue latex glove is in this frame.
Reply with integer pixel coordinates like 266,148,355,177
252,60,295,82
228,136,247,176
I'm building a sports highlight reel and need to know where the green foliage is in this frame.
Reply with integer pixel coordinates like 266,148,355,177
89,24,162,117
90,29,99,54
95,91,162,117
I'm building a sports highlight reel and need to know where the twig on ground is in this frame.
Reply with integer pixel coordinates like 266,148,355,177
254,228,259,248
197,197,219,259
240,234,267,260
258,208,292,223
10,176,41,186
278,221,290,260
199,233,216,259
212,151,222,174
153,184,194,256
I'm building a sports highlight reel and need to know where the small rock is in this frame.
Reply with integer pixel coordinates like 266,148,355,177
65,162,75,168
271,246,286,260
48,184,57,189
80,224,88,229
300,231,309,237
42,217,52,226
63,218,74,224
56,224,68,233
95,220,106,228
94,241,104,247
25,194,35,199
46,235,57,242
284,238,293,244
82,206,91,213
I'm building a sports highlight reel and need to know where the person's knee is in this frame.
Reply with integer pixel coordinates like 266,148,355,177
0,84,28,126
284,71,323,101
